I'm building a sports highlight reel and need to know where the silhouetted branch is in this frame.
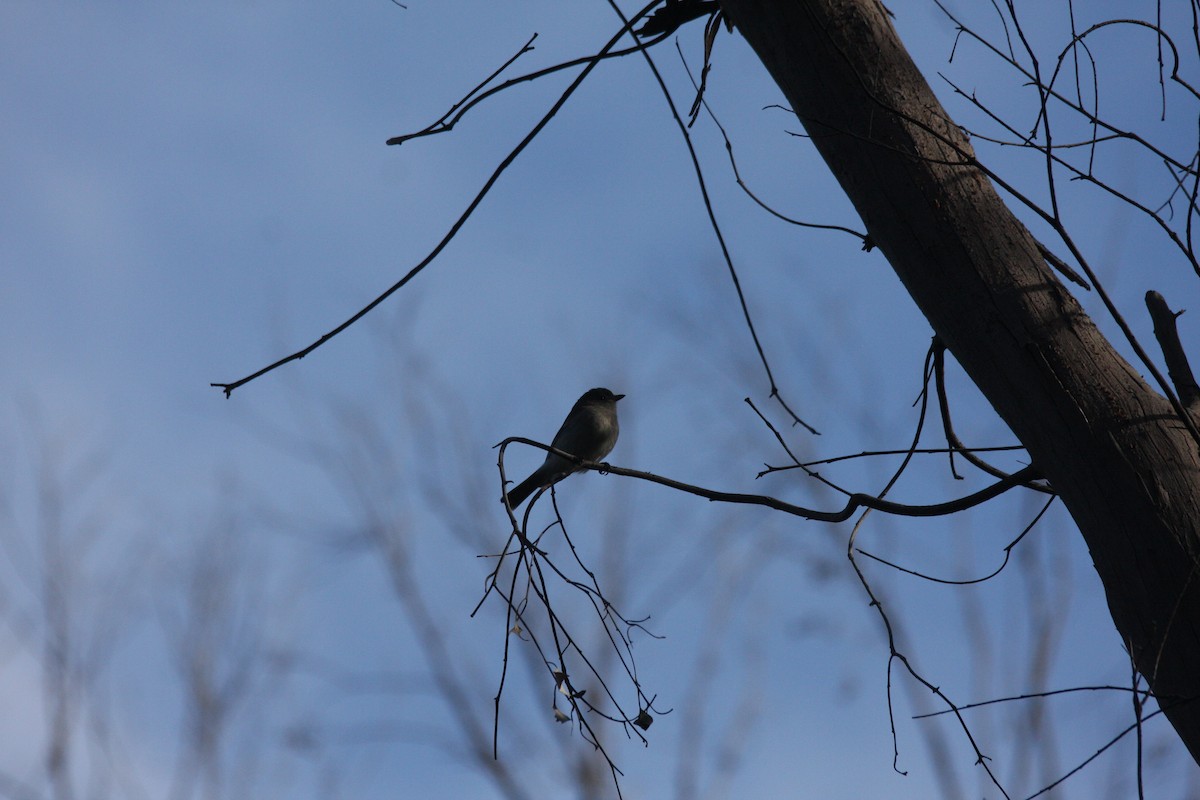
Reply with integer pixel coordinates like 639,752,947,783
1146,290,1200,411
935,2,1200,176
495,437,1047,524
615,0,817,432
932,339,1057,493
856,493,1057,585
385,28,673,147
211,2,662,397
677,42,872,246
1025,707,1166,799
385,32,540,146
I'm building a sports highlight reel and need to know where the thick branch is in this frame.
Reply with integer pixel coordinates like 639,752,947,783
721,0,1200,764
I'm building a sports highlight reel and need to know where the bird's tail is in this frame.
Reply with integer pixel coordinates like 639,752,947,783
503,476,540,509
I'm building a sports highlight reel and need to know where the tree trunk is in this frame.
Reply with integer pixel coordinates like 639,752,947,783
719,0,1200,762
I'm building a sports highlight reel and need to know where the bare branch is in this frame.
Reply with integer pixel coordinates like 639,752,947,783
1146,290,1200,411
677,42,871,246
495,437,1047,524
615,1,818,431
211,3,662,396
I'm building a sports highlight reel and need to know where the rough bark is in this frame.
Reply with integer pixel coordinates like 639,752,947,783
719,0,1200,762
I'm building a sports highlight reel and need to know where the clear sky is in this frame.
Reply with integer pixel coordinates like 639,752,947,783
2,1,1198,798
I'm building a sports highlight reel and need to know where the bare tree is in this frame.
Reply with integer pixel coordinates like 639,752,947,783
718,0,1200,766
0,407,146,800
208,0,1200,796
160,481,278,800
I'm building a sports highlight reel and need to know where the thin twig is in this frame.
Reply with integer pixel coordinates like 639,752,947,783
620,3,816,432
212,2,663,396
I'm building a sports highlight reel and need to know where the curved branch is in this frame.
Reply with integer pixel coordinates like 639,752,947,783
677,42,871,245
211,2,661,397
612,0,818,432
385,28,673,147
496,437,1047,524
934,2,1200,176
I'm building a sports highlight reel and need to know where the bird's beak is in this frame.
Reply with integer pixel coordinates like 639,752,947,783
614,394,625,401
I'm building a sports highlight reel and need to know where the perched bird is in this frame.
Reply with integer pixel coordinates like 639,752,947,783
504,388,624,508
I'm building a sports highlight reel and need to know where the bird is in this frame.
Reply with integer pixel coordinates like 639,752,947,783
503,388,624,509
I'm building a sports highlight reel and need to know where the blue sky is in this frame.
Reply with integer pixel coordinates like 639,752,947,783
2,1,1199,798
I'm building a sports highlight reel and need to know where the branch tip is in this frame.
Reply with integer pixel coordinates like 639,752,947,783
1146,290,1200,410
